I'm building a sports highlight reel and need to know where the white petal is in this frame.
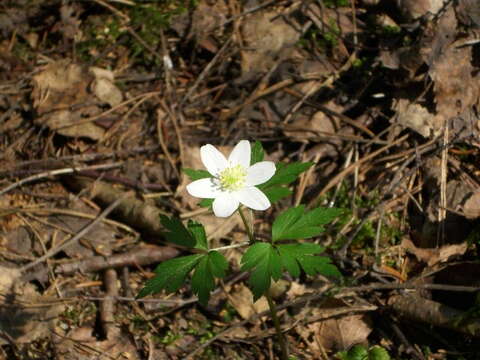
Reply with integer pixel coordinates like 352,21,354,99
228,140,250,168
246,161,276,186
213,193,239,217
201,144,228,177
235,187,271,211
186,178,222,198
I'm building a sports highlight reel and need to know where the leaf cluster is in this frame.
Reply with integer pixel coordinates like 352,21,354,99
241,205,343,300
336,345,391,360
137,216,228,305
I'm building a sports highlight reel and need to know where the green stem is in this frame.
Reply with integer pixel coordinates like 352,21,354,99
266,292,289,360
238,207,255,243
237,206,289,359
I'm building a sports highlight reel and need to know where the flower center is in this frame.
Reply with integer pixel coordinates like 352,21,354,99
218,165,247,191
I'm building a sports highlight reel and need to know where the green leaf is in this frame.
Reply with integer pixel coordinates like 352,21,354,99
369,346,391,360
187,220,208,250
272,206,343,242
263,186,292,204
240,243,282,301
251,140,265,164
272,206,304,242
191,251,228,305
337,345,368,360
199,198,214,208
277,243,340,279
299,255,341,277
183,168,211,181
160,215,195,247
259,162,314,189
137,254,203,298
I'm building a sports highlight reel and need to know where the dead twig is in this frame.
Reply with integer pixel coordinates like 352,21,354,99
20,194,128,273
55,245,179,275
0,162,123,197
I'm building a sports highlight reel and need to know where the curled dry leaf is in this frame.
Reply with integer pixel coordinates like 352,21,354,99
401,238,468,267
0,266,65,344
31,60,123,140
90,67,123,107
228,284,269,320
393,99,436,137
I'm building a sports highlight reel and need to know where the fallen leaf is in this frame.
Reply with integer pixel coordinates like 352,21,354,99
464,190,480,219
399,0,444,20
284,102,341,145
240,10,300,76
90,67,123,107
31,60,123,140
0,265,65,344
54,326,140,360
228,284,269,320
190,0,228,52
429,42,479,122
296,298,372,353
393,99,436,137
401,238,468,266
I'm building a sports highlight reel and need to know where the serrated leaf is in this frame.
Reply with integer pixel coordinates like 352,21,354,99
137,254,203,298
272,206,343,242
240,243,282,301
299,255,341,277
183,168,212,181
191,251,228,305
187,220,208,250
251,140,265,164
160,215,195,247
272,206,305,242
369,346,391,360
277,243,327,278
259,162,314,189
263,186,292,204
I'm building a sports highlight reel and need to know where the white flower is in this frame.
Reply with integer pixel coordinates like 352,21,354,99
186,140,276,218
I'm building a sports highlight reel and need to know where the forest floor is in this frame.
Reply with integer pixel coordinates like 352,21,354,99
1,0,480,359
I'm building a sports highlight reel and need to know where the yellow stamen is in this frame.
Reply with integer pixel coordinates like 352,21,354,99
218,165,247,191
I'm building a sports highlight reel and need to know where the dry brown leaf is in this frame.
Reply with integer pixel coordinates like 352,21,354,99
54,326,139,360
401,238,468,266
284,102,341,145
90,67,123,107
31,60,123,140
228,284,269,320
296,298,372,353
59,4,82,41
429,42,479,122
0,265,65,344
464,190,480,219
240,10,300,75
456,0,480,27
393,99,436,137
399,0,444,20
191,0,228,52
